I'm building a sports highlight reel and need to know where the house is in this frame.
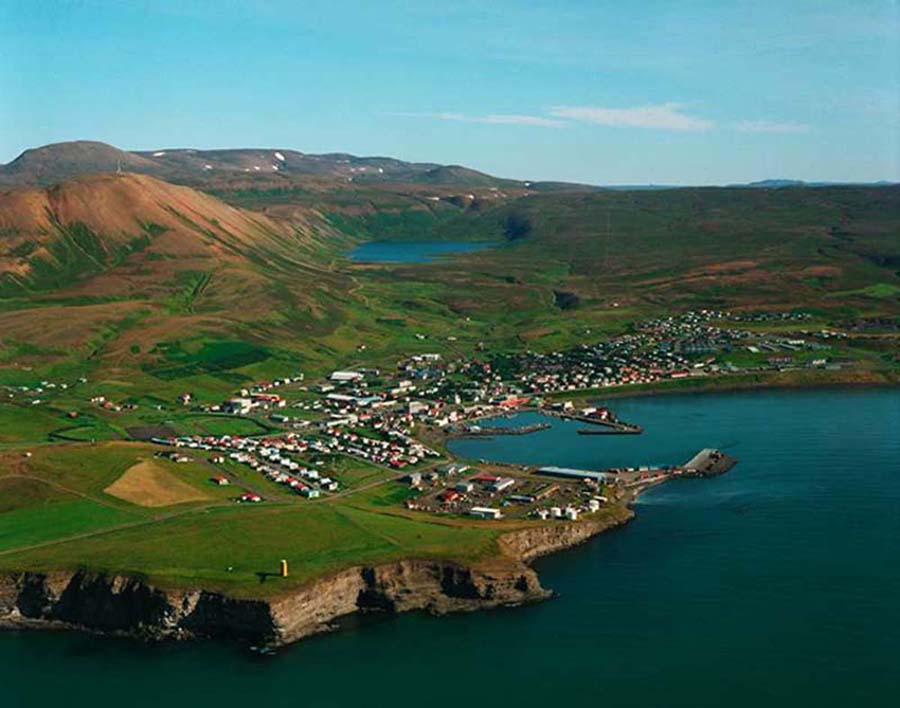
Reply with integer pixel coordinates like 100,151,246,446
212,476,230,486
455,481,474,493
438,489,460,503
224,397,254,415
238,493,262,503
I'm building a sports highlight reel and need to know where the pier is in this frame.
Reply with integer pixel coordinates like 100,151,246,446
543,408,644,434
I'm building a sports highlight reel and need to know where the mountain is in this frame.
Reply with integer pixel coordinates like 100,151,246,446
0,141,169,185
0,141,527,190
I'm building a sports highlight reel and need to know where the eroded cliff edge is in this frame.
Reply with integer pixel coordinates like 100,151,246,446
0,510,633,646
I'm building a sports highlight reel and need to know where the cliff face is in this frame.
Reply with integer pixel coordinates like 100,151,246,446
270,560,546,644
0,515,631,646
0,559,546,646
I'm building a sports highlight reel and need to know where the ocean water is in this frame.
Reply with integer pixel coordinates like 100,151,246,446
347,239,497,263
3,388,899,707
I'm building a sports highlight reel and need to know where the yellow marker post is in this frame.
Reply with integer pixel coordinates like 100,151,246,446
280,559,288,578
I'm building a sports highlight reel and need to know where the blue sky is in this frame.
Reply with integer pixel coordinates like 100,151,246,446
1,0,898,184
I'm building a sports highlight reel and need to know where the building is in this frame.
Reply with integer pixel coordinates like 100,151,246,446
487,477,516,493
537,466,614,483
469,506,503,520
224,397,253,415
439,463,470,476
330,371,364,383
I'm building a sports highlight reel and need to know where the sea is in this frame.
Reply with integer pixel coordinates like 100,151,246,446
3,388,898,707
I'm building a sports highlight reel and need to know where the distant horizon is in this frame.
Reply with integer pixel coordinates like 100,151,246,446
2,1,898,185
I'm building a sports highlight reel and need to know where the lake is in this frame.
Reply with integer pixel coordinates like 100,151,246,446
348,239,497,263
3,388,899,707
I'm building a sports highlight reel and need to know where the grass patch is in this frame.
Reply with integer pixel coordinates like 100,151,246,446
0,498,140,552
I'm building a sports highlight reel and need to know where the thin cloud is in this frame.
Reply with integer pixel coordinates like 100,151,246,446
390,111,565,128
549,103,713,131
735,120,810,134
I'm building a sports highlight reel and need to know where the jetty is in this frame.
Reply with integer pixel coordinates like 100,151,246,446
543,408,643,434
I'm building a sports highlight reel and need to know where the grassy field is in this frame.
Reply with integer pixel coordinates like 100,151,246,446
0,441,520,596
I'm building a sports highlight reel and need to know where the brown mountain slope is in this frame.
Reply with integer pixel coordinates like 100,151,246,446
0,173,352,374
0,172,329,293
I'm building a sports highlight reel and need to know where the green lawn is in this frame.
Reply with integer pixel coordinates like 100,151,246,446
0,497,140,552
0,497,504,596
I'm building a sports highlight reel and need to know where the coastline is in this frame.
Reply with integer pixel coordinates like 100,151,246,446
3,375,887,649
0,507,634,647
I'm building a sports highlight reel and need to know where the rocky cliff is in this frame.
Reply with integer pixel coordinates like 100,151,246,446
0,514,632,646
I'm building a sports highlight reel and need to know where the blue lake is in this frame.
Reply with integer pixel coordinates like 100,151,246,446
3,387,899,707
348,240,498,263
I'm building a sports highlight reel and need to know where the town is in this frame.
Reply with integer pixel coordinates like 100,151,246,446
88,308,825,510
4,308,845,514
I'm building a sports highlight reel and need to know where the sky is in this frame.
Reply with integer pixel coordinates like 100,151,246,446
1,0,898,185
